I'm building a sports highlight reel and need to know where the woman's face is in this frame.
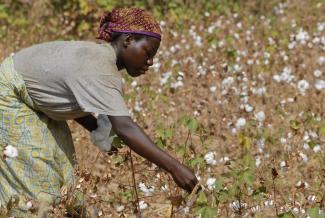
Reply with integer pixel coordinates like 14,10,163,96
121,35,160,77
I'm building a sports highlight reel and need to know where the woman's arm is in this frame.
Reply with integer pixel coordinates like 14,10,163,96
108,115,198,192
75,114,198,192
74,114,98,132
74,114,118,153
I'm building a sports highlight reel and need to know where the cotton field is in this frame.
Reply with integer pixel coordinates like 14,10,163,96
1,0,324,217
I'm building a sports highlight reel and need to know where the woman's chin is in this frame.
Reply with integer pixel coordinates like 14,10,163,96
127,69,144,77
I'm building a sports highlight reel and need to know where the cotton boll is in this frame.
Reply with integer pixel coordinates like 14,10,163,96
280,161,286,168
255,157,261,167
161,184,169,192
138,182,154,196
318,56,325,65
204,152,217,165
160,72,172,85
116,205,125,212
251,87,266,96
315,80,325,90
171,81,184,89
229,200,247,212
318,22,325,32
255,111,266,122
244,104,254,112
206,178,216,190
222,77,234,87
313,70,322,77
308,195,317,203
139,201,148,210
3,145,18,158
209,86,217,93
236,118,246,129
297,80,309,94
131,81,137,87
273,67,295,83
313,145,321,153
298,152,308,163
296,28,309,44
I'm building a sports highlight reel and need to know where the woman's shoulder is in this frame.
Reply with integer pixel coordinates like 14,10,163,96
15,40,116,66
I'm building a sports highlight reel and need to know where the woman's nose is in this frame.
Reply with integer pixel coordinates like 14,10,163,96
147,58,153,66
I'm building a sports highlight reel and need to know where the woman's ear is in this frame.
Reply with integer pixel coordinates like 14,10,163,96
123,34,134,48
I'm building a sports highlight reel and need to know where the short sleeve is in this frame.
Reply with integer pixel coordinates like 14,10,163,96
66,74,130,116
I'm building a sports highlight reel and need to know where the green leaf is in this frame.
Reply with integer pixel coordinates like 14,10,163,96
238,133,252,150
196,206,218,218
187,118,199,133
308,140,317,149
215,189,230,203
112,154,126,165
252,186,267,196
277,212,294,218
307,207,322,218
156,138,165,149
318,124,325,141
243,153,255,169
175,146,185,156
187,156,205,168
196,192,208,206
289,120,300,130
242,170,254,187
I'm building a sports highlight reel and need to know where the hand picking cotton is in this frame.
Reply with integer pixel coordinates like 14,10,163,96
91,114,116,152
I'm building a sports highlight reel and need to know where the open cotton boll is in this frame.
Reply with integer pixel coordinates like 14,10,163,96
313,70,322,77
255,111,266,122
244,104,254,112
204,152,217,165
295,28,310,44
273,67,295,83
235,118,246,129
139,201,148,210
116,205,125,212
138,182,154,196
315,80,325,90
318,56,325,65
297,80,309,94
3,145,18,158
209,86,217,93
206,178,216,190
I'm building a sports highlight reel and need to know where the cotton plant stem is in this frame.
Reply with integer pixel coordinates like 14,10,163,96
129,149,141,217
182,130,191,164
272,178,278,216
170,130,192,218
271,169,278,216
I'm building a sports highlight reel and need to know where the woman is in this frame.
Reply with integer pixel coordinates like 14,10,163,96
0,8,198,216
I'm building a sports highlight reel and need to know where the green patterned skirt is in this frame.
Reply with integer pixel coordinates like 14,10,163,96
0,55,78,217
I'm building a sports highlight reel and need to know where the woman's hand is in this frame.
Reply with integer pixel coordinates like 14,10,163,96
108,116,199,192
170,163,198,193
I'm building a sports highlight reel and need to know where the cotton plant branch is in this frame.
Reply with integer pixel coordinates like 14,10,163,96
129,149,142,217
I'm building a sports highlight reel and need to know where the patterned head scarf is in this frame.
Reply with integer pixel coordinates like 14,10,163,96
97,8,162,42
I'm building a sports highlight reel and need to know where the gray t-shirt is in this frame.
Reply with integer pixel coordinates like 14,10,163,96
13,41,130,120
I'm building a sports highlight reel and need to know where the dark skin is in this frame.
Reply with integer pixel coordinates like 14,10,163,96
75,34,198,192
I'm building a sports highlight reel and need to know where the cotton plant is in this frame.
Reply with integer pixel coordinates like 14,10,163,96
273,66,295,83
204,151,217,165
138,182,155,196
297,79,309,95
